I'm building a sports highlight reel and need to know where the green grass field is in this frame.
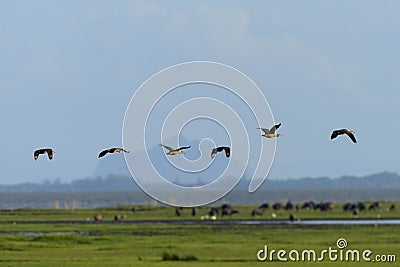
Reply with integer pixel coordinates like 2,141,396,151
0,204,398,266
0,201,398,223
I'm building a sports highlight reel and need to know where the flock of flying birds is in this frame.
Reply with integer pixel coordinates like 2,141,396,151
33,124,356,161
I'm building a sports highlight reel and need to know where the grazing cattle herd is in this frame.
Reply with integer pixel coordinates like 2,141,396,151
91,201,395,222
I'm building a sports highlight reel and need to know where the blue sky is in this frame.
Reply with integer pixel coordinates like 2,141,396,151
0,1,399,184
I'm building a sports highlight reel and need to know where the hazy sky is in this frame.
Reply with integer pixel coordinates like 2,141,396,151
0,1,399,184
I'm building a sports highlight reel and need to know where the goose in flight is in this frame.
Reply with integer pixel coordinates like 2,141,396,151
160,144,190,155
98,148,130,158
34,148,54,160
258,123,282,138
331,129,357,143
211,146,230,159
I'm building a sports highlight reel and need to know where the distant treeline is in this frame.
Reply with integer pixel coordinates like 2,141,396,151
256,171,400,190
0,175,138,192
1,171,399,192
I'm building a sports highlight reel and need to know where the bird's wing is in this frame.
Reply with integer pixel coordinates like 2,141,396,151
211,148,217,158
346,131,357,143
223,147,231,157
98,149,109,158
122,149,130,153
331,130,341,139
46,149,53,160
178,146,191,151
160,144,175,152
33,150,41,160
269,123,281,134
258,128,270,134
331,130,338,139
331,129,348,139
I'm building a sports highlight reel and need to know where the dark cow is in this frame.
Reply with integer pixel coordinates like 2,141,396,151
368,202,380,210
209,207,219,217
315,202,334,211
251,208,264,217
343,202,352,212
221,204,238,216
350,203,357,211
301,201,315,210
272,202,282,211
357,202,366,211
284,201,294,211
344,202,365,212
321,202,334,211
221,204,232,210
